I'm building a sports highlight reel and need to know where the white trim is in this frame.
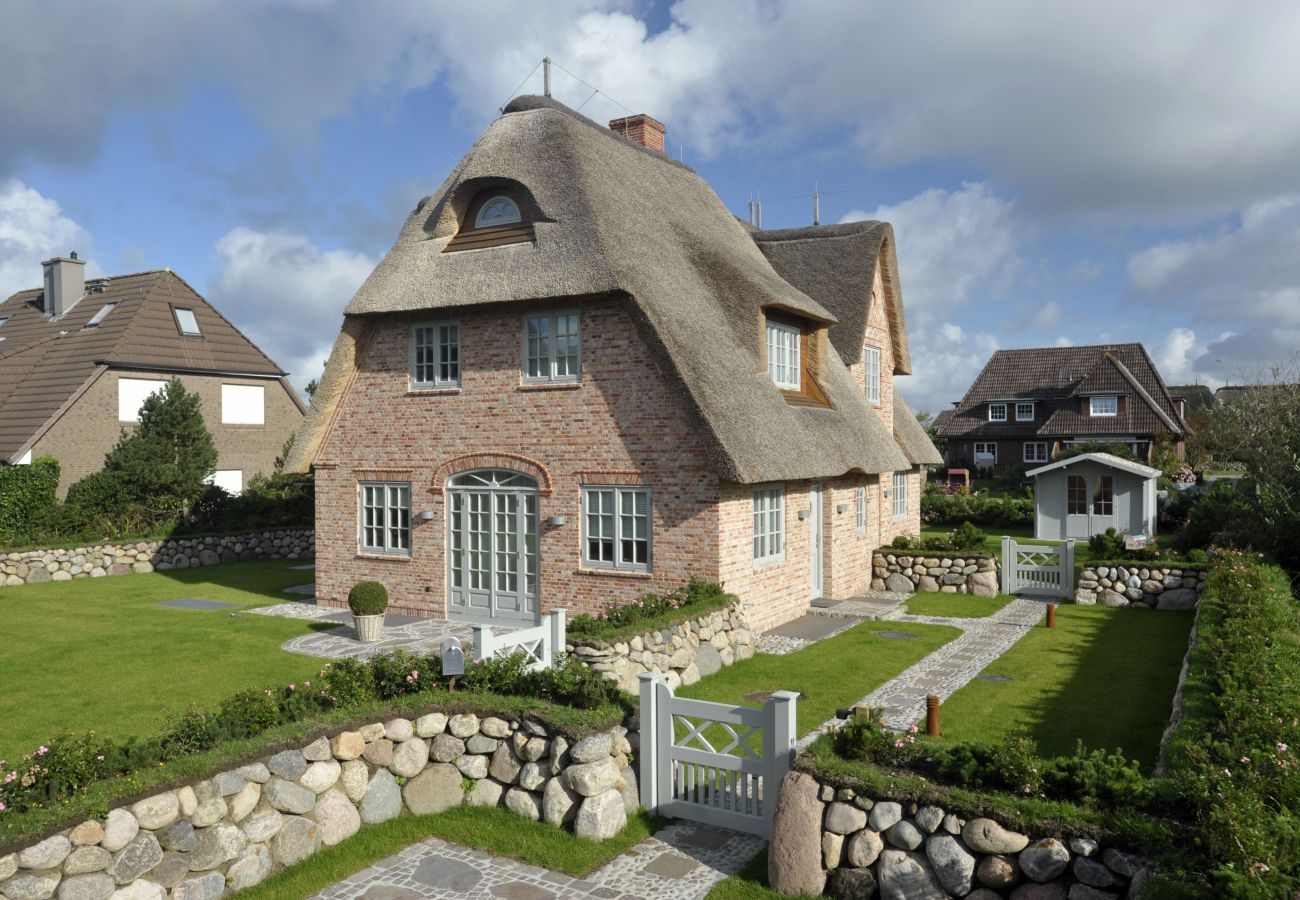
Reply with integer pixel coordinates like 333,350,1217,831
359,481,412,556
863,345,881,405
1090,394,1118,416
765,321,801,390
582,485,652,572
411,321,461,388
1025,451,1161,479
1023,441,1048,463
988,402,1007,422
475,196,522,228
752,484,786,564
522,311,581,383
1015,401,1035,421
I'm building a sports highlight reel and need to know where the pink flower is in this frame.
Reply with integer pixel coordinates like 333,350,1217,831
3,772,14,784
0,802,6,812
36,746,48,756
288,684,296,691
894,740,905,748
908,724,919,734
1240,756,1251,764
1278,743,1289,753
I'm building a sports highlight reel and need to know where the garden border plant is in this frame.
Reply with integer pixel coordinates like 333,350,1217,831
567,576,736,643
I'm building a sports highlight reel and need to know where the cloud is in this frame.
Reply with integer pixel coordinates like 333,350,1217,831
897,321,999,416
206,228,375,389
0,179,97,299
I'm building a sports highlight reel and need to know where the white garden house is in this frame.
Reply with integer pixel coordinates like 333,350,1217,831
1025,452,1161,541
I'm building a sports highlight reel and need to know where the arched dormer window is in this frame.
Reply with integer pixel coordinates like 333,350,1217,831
475,196,521,228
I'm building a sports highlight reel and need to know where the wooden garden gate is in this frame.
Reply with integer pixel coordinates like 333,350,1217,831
638,672,797,837
1001,536,1076,599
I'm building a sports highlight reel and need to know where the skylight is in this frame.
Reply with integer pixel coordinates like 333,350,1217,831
173,307,201,336
85,302,118,328
0,316,8,329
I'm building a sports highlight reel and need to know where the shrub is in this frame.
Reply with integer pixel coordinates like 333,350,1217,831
370,649,432,699
569,577,734,640
1186,548,1209,565
935,731,1043,796
1088,527,1127,559
833,712,924,768
348,581,389,616
889,534,916,550
0,456,59,544
317,658,377,707
950,520,988,549
217,688,281,740
61,469,136,533
921,491,1033,527
1040,742,1154,807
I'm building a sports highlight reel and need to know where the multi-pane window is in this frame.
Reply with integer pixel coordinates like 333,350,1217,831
360,482,411,555
1015,402,1035,421
1090,395,1118,416
864,345,881,404
765,321,801,390
988,403,1007,422
1023,442,1048,463
753,485,785,563
855,485,867,532
1094,475,1114,516
582,487,651,571
412,322,460,387
523,312,580,382
974,442,997,462
892,472,908,519
1067,475,1087,515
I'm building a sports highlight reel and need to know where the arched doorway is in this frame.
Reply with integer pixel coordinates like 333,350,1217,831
446,469,539,623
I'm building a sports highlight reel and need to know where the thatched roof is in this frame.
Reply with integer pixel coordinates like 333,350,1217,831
892,394,943,466
291,96,935,482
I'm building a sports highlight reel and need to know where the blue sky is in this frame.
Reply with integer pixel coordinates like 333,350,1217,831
3,1,1298,413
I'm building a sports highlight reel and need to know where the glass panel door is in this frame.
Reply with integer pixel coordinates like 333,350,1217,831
446,472,539,623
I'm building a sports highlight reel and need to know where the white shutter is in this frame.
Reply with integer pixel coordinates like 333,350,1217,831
221,384,265,425
118,378,167,423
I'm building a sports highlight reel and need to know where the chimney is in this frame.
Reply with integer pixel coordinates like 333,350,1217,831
609,114,666,154
41,252,86,318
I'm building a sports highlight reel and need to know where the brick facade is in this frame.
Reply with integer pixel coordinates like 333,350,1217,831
33,368,302,497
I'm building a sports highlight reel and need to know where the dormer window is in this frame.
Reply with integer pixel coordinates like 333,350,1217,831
763,310,831,407
1090,395,1118,416
1015,401,1034,421
766,321,801,390
475,197,521,228
988,403,1008,422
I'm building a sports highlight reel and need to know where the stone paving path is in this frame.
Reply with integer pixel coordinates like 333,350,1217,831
316,822,764,900
796,595,1049,744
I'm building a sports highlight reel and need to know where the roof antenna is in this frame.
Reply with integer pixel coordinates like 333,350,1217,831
756,192,763,229
543,57,552,97
813,182,820,226
747,192,755,226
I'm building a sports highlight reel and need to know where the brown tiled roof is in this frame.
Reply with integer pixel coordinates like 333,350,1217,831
0,270,292,461
934,343,1188,441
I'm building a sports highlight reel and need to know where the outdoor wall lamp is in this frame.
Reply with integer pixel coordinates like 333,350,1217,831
797,509,810,520
835,504,848,514
417,510,434,521
546,515,567,527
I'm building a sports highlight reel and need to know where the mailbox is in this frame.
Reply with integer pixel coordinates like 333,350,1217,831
441,636,465,677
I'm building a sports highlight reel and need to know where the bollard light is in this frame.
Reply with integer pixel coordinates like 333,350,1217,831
926,694,941,736
1046,603,1057,629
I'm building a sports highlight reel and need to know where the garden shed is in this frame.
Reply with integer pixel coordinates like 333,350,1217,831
1026,452,1160,541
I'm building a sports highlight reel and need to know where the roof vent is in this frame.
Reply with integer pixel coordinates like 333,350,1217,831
609,114,666,154
41,253,86,318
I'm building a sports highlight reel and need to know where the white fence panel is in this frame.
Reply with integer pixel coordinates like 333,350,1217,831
473,609,566,670
638,672,797,837
1001,536,1075,599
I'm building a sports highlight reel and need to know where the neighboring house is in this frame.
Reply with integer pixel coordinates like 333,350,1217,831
935,343,1189,473
1166,384,1215,420
0,257,306,497
287,95,941,633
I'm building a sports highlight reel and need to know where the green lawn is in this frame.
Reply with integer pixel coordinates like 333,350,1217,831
933,605,1194,768
235,807,658,899
0,560,326,762
920,524,1096,565
679,620,961,744
904,591,1011,618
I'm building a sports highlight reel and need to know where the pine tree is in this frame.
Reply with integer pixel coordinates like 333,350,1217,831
105,378,217,518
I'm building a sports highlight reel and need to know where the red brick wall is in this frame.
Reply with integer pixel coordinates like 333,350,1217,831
313,298,721,619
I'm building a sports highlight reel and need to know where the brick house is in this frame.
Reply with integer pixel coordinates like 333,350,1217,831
288,95,941,633
935,343,1189,474
0,260,305,497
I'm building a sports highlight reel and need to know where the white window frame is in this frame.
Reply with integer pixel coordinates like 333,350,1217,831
1015,401,1035,422
1023,441,1048,463
892,471,909,520
855,485,867,533
988,402,1008,422
118,377,167,423
173,307,201,336
411,321,461,388
359,481,411,556
475,196,522,228
582,486,652,572
221,383,265,426
522,311,581,383
974,442,998,462
765,320,801,390
863,345,881,405
85,302,117,328
753,484,786,564
1090,394,1118,416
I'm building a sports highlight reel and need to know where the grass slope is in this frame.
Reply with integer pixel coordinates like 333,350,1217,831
934,605,1194,767
904,592,1011,618
0,560,325,761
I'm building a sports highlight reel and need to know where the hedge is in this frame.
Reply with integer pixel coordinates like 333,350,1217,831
566,577,736,643
921,490,1033,527
0,456,59,544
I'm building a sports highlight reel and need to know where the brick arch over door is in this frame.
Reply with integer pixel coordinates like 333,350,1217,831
433,452,554,496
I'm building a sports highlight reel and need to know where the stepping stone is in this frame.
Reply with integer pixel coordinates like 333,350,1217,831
642,854,700,878
412,855,482,892
680,826,736,850
766,615,851,641
810,597,841,608
873,630,918,640
977,674,1013,682
283,584,316,595
290,563,316,570
491,882,558,900
358,888,423,900
153,598,238,611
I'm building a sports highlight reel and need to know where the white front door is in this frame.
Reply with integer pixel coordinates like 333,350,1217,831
809,482,824,599
447,469,539,624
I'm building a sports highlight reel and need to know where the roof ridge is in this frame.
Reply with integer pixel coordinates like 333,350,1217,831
502,95,695,174
1108,354,1180,433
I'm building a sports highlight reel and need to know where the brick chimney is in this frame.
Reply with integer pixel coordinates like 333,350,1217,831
609,114,666,154
41,252,86,318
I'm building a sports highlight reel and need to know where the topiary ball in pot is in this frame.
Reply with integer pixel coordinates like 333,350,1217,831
348,581,388,642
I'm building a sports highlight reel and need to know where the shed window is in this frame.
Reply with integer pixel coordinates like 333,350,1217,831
753,485,785,563
475,196,522,228
988,403,1007,422
360,482,411,555
1015,402,1035,421
864,345,881,404
1090,395,1118,416
766,321,801,390
1067,475,1087,515
1094,475,1114,516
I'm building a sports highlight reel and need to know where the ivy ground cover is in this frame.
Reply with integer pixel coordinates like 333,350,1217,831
0,560,323,762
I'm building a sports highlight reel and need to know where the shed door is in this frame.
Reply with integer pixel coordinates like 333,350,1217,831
1065,475,1090,539
1091,474,1115,535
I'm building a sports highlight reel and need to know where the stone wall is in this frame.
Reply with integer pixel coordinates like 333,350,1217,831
1075,564,1207,609
0,713,635,899
568,601,755,694
0,529,314,587
871,551,999,597
770,770,1150,899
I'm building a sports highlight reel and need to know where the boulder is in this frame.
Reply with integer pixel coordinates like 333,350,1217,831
448,713,479,738
978,854,1019,889
100,810,139,853
1073,857,1117,888
211,770,246,797
969,570,999,597
455,753,489,779
1097,590,1129,607
237,762,270,784
107,833,163,885
1102,848,1145,878
170,872,225,900
300,759,342,793
130,793,178,831
844,829,884,868
63,846,112,875
415,712,448,737
490,745,522,783
1068,837,1099,858
403,763,464,815
54,873,114,900
158,821,198,853
302,737,331,761
384,718,415,742
1064,886,1112,900
466,734,499,754
270,817,320,867
618,766,639,814
822,832,844,869
868,801,903,831
1156,588,1197,611
877,848,947,900
268,749,308,781
18,835,72,870
339,759,370,803
828,866,877,900
542,777,579,826
241,810,284,843
885,573,914,594
925,833,976,895
108,881,166,900
767,772,826,896
914,806,944,834
962,818,1029,854
1,872,60,900
360,770,403,824
517,762,547,792
390,738,431,778
362,738,394,768
505,788,542,821
68,822,104,848
431,733,466,762
568,733,614,764
188,823,245,871
480,717,510,738
574,790,626,841
466,778,506,808
563,758,621,796
225,844,273,891
229,781,261,823
330,731,365,760
1010,884,1068,900
696,643,723,677
312,788,361,846
1021,838,1071,882
825,802,869,834
265,777,316,814
886,820,923,850
188,798,227,828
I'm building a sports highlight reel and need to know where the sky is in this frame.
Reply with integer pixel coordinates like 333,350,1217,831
2,0,1298,415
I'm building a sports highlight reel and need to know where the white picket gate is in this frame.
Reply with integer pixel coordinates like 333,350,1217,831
473,609,566,670
638,672,797,837
1001,536,1076,599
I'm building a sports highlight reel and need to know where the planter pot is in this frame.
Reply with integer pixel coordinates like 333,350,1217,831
353,613,385,643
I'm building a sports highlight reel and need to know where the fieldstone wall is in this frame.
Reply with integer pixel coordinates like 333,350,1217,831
567,602,755,694
871,552,1000,598
0,713,634,899
770,770,1150,900
1075,565,1207,610
0,529,314,587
